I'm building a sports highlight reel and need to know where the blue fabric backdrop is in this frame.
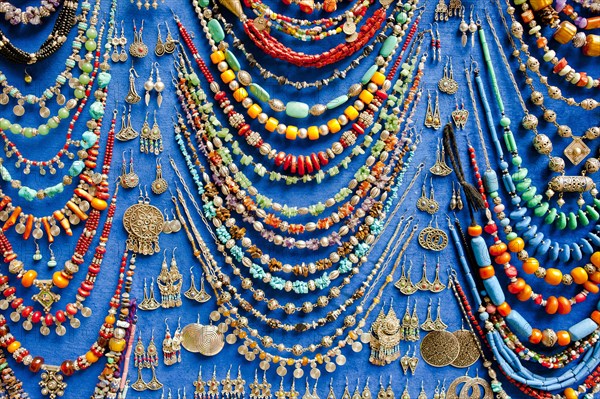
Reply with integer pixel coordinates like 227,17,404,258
0,0,598,397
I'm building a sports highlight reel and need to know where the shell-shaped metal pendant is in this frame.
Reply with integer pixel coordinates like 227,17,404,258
269,99,285,112
309,104,326,116
237,70,252,86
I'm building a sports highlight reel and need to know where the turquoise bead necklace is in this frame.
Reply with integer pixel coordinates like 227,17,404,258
474,23,600,265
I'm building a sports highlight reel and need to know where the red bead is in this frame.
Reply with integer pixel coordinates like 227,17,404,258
55,310,66,323
60,360,75,376
31,311,42,324
29,356,44,373
505,266,518,278
44,314,54,326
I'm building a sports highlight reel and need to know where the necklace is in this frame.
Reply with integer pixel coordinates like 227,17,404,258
0,0,79,64
0,0,61,25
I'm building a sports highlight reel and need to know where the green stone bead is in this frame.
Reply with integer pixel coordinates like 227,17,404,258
81,62,93,73
9,123,21,134
22,128,33,138
396,12,407,23
533,202,549,217
74,88,85,99
327,95,348,109
37,125,49,136
555,212,567,230
511,155,522,167
85,39,97,52
544,208,557,224
285,101,309,119
521,187,536,202
511,168,528,182
587,205,599,221
506,232,518,241
516,178,531,192
504,132,517,152
500,116,511,127
225,50,241,72
207,19,225,43
249,83,270,102
380,35,398,57
578,209,589,227
0,119,10,131
568,212,578,230
58,108,70,119
526,195,542,208
47,117,59,128
361,65,378,85
199,0,209,5
594,198,600,210
86,28,98,39
79,74,91,85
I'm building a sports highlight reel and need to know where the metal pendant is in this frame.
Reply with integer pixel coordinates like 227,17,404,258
39,365,67,399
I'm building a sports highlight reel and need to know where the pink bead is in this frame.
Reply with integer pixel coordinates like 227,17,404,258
494,204,505,213
575,293,587,303
486,304,496,314
505,266,518,278
534,295,543,305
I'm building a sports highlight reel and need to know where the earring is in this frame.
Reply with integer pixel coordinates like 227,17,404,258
424,90,434,128
416,383,426,399
140,277,161,311
418,217,448,251
117,106,138,142
395,259,417,295
33,239,42,261
434,23,441,60
111,22,121,63
250,370,261,399
233,367,245,398
221,367,234,398
261,371,272,399
427,178,439,214
170,209,182,233
171,248,183,307
47,244,57,268
208,367,221,397
385,377,395,399
351,379,362,399
193,367,206,398
440,380,447,399
162,319,175,366
144,66,154,106
400,381,409,399
154,63,165,107
130,20,148,58
468,6,477,47
162,209,173,234
149,110,163,155
416,176,432,212
140,112,151,153
125,66,141,104
430,138,452,176
420,299,435,331
184,267,200,300
448,0,461,17
433,382,440,399
451,98,469,130
375,378,384,399
341,377,351,399
138,278,150,310
432,91,442,130
134,332,146,368
450,183,457,210
173,317,183,364
127,149,140,188
152,0,159,10
432,299,448,331
146,363,163,391
417,255,434,291
409,347,419,375
400,300,410,341
409,300,420,342
157,250,170,308
362,378,371,399
164,22,177,54
120,151,136,189
197,272,212,303
155,24,165,56
119,21,128,62
438,58,458,95
152,157,168,195
400,346,410,375
147,329,159,367
456,184,463,210
430,258,446,293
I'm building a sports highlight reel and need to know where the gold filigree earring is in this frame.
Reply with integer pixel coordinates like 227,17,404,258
125,66,141,104
155,24,165,56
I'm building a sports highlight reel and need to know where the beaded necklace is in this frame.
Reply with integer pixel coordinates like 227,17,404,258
569,0,600,13
474,25,600,265
172,178,417,378
494,0,598,112
0,0,61,25
509,0,600,88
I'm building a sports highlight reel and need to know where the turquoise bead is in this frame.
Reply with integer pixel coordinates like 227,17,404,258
44,183,64,198
544,208,557,224
396,12,407,23
361,65,378,85
380,35,398,57
69,160,85,176
285,101,309,119
89,101,105,119
97,71,112,88
18,187,36,201
199,0,209,6
225,50,240,72
506,232,518,241
249,83,270,102
555,212,567,230
327,95,348,109
587,205,599,221
567,212,577,230
500,116,511,127
81,131,97,149
207,19,225,43
578,209,589,227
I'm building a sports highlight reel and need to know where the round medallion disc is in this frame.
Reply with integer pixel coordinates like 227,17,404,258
420,330,460,367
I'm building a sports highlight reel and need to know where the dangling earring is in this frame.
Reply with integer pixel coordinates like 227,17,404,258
435,23,441,60
197,272,212,303
119,21,128,62
146,363,163,391
400,346,410,375
417,255,434,291
432,299,448,331
170,209,182,233
111,22,121,63
400,300,410,341
157,250,170,308
430,138,452,176
351,379,362,399
468,6,477,47
155,24,165,56
396,259,416,295
416,382,426,399
420,299,435,331
456,183,464,210
127,149,140,188
152,157,168,195
400,380,409,399
434,0,447,21
184,266,200,300
409,300,420,342
376,377,384,399
146,277,161,310
409,348,419,375
33,239,42,261
120,151,130,189
138,278,151,310
47,244,57,268
162,319,175,366
432,91,442,130
394,256,408,292
162,209,173,235
125,66,141,104
152,0,159,10
193,367,206,398
140,112,151,153
448,0,461,17
450,182,457,210
144,66,155,106
117,105,139,141
147,329,159,367
154,63,165,107
233,367,245,398
170,248,183,308
134,332,146,368
164,22,177,54
361,378,371,399
144,0,150,11
424,90,434,128
438,59,450,93
417,176,431,212
130,20,148,58
458,7,468,47
427,178,439,214
430,257,446,293
385,376,394,399
150,110,163,155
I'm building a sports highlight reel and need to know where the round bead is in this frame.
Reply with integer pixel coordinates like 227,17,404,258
52,271,69,289
556,330,571,346
544,268,563,285
529,328,543,344
570,267,589,285
522,258,540,274
508,238,525,252
545,296,559,314
21,270,37,288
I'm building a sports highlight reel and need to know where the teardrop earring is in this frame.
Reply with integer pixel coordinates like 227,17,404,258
450,182,457,210
154,62,165,108
400,346,410,375
125,66,141,104
468,5,477,47
459,7,468,47
400,380,409,399
155,24,165,56
144,66,155,106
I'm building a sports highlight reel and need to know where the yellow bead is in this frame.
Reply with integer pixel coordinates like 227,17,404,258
247,104,262,119
344,106,359,120
529,0,552,10
564,388,579,399
553,21,577,44
507,237,525,252
285,125,298,140
359,90,374,104
233,88,248,102
210,50,225,64
327,119,341,134
7,341,20,354
583,34,600,57
21,270,37,288
86,351,99,363
544,268,563,286
570,267,589,285
52,271,69,289
265,117,278,132
370,71,385,86
108,337,126,352
105,315,116,324
220,69,236,84
286,358,295,366
307,126,319,140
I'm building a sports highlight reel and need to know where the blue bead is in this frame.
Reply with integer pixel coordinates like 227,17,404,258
483,276,505,306
550,242,560,261
511,196,521,205
505,311,532,340
559,244,571,262
571,243,582,261
581,238,594,255
522,225,537,241
515,216,531,231
528,231,543,248
537,239,551,256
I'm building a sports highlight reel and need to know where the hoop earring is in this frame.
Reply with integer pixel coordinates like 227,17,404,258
125,66,141,104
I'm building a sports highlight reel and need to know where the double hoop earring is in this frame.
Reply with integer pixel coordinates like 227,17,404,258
418,216,448,251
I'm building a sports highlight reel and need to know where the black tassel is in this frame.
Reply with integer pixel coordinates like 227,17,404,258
443,123,485,212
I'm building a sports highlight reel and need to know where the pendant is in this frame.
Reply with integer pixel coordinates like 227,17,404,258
123,191,164,255
39,365,67,399
32,280,61,313
564,137,591,165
